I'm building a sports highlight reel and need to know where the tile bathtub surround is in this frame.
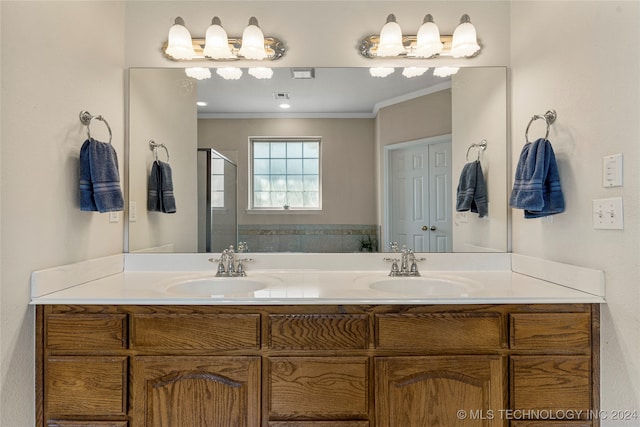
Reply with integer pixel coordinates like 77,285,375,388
238,224,380,253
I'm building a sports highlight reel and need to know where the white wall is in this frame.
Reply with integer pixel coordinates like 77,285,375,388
510,2,640,422
0,2,126,425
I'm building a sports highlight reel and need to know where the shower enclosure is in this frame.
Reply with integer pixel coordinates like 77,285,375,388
197,148,238,253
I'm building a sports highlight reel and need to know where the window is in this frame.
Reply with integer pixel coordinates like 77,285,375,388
250,138,321,209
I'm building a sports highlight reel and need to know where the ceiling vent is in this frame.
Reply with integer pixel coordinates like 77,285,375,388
272,92,291,100
291,68,315,79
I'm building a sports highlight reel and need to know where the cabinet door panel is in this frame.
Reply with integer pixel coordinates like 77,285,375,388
511,356,591,417
269,357,369,420
46,356,127,418
376,356,506,427
46,314,126,350
131,356,260,427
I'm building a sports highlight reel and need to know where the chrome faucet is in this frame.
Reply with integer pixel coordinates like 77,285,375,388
384,243,425,277
210,244,252,277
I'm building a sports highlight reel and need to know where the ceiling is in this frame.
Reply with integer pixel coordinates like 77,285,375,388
195,67,450,118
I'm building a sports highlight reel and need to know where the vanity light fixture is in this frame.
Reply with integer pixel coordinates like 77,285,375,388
450,14,480,58
203,17,235,59
165,17,197,60
164,16,286,61
185,67,212,80
216,67,243,80
359,13,480,59
377,14,406,57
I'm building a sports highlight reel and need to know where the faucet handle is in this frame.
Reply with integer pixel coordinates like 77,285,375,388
389,242,399,253
237,242,249,253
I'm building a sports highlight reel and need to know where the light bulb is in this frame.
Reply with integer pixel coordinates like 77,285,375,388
414,14,443,58
216,67,243,80
239,17,267,60
377,14,406,57
369,67,395,78
165,17,196,60
185,67,212,80
402,67,429,78
203,17,236,59
433,66,459,77
248,67,274,79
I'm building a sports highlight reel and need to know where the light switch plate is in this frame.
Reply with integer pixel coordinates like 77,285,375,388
593,197,623,229
603,153,623,187
129,201,137,222
109,212,119,223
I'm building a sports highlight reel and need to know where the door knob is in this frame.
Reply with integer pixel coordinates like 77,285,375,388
421,226,428,231
430,226,437,231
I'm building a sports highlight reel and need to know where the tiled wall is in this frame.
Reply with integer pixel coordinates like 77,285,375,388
238,224,380,253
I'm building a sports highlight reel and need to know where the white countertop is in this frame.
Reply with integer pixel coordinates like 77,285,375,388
30,253,606,305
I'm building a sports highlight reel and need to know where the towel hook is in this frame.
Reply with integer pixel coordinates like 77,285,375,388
525,109,557,144
465,139,487,162
79,110,112,144
149,140,170,162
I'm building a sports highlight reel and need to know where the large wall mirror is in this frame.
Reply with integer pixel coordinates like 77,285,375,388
128,66,507,254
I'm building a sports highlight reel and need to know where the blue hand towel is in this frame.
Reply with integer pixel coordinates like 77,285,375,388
159,161,176,214
148,160,176,214
147,161,162,212
79,138,124,212
510,138,564,218
456,160,488,218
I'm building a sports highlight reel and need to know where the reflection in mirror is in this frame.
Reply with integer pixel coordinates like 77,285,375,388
128,67,507,254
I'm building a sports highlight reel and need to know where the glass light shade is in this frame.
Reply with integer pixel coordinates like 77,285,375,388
239,17,267,60
402,67,429,78
185,67,212,80
203,17,235,59
165,17,196,60
216,67,243,80
248,67,274,79
433,66,459,77
377,14,406,57
451,14,480,58
369,67,395,78
414,14,443,58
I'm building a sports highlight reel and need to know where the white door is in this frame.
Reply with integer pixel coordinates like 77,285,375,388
388,138,452,252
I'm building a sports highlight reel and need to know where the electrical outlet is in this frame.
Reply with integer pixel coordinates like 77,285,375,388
593,197,623,230
109,212,119,223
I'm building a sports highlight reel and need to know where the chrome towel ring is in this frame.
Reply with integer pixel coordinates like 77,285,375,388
79,110,112,144
466,139,487,161
525,110,557,144
149,140,170,162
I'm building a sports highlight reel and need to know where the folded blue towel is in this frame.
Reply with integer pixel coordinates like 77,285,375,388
79,139,124,212
510,138,564,218
456,160,488,218
148,160,176,214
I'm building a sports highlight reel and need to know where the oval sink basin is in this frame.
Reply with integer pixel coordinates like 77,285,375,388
369,277,472,296
166,278,266,297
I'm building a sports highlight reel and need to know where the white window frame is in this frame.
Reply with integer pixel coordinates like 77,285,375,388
248,136,322,212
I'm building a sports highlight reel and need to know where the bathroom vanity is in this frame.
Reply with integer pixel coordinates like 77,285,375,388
32,253,604,427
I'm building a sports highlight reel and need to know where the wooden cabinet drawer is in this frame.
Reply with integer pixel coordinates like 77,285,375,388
510,313,591,352
45,356,127,417
46,314,126,350
47,422,128,427
511,356,591,416
268,314,369,350
376,312,504,351
130,313,260,350
269,422,369,427
268,357,369,420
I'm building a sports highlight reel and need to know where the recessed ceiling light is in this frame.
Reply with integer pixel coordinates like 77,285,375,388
196,101,208,107
279,103,291,109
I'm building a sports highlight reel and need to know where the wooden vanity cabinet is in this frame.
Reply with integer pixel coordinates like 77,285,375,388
36,304,599,427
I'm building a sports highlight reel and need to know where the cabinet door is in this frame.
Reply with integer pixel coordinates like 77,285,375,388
131,356,260,427
376,356,506,427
